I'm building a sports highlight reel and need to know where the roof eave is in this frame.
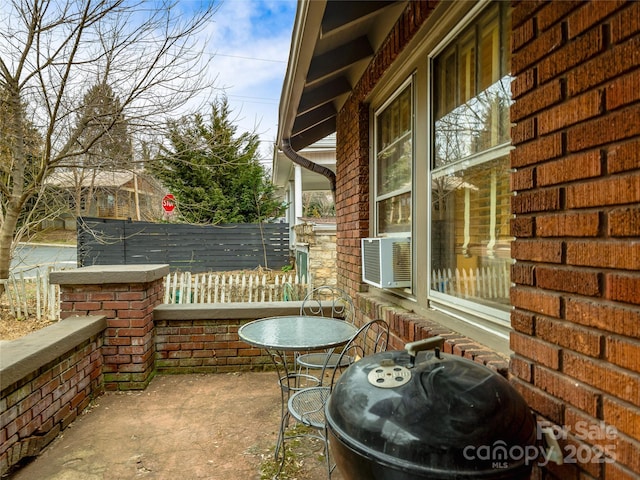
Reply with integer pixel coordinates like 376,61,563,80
277,1,407,152
277,0,327,148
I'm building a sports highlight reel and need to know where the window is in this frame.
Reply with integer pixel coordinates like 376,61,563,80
430,3,512,321
375,83,413,236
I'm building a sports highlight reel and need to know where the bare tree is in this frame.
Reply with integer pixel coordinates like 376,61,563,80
0,0,216,295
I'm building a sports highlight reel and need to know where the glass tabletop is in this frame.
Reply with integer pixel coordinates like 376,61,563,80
238,315,358,351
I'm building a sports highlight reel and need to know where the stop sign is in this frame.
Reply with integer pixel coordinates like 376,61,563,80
162,194,175,213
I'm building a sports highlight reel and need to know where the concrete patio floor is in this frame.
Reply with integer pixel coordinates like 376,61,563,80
6,372,340,480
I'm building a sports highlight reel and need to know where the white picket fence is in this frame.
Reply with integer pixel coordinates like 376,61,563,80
163,271,309,304
0,268,308,322
2,264,508,318
432,264,511,299
0,268,62,321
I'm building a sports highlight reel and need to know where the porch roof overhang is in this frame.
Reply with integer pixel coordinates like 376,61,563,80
276,0,407,153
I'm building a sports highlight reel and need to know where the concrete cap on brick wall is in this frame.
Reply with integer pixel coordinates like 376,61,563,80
153,301,304,321
50,264,170,285
0,315,107,390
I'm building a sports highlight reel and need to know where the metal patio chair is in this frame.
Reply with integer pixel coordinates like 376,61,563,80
297,286,356,380
287,318,390,478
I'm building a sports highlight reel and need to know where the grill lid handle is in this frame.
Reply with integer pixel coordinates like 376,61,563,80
405,336,445,367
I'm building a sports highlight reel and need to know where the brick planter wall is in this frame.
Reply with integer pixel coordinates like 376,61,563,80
51,265,168,391
153,303,305,374
0,317,105,475
356,293,510,375
154,319,270,373
0,292,321,476
509,2,640,479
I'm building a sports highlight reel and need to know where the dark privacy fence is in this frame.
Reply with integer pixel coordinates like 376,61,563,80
77,217,290,272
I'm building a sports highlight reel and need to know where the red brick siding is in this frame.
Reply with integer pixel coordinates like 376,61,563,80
357,294,510,376
510,1,640,479
0,337,103,474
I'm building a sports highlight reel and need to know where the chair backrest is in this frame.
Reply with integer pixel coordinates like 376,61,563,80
329,318,390,389
300,285,355,324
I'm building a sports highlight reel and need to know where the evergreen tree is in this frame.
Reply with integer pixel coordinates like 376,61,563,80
75,82,132,170
0,85,48,241
148,98,285,224
67,82,133,216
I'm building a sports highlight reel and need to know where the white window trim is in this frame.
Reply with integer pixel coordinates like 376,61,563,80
426,1,512,329
372,76,415,238
431,143,513,179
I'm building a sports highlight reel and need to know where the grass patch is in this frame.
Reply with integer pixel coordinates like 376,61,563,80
259,424,326,480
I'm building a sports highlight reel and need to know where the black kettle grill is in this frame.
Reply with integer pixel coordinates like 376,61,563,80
325,337,536,479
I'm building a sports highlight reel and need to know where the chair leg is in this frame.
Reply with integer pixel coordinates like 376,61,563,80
324,426,334,479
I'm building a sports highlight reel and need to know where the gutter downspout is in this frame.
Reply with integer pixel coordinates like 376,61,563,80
281,138,336,200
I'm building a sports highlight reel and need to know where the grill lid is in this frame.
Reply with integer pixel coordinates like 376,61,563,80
325,338,536,476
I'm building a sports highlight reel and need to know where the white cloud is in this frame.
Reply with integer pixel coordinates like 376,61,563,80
202,0,296,159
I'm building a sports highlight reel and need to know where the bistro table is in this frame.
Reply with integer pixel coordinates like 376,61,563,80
238,315,358,474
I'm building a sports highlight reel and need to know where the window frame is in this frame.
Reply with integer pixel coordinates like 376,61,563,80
366,0,512,349
373,76,415,239
427,1,513,326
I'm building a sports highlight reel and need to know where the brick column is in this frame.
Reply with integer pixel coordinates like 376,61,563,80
51,265,169,391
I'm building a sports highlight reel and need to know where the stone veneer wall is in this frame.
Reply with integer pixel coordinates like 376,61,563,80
293,221,337,288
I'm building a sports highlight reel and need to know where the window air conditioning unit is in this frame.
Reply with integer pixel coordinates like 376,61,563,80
361,237,411,288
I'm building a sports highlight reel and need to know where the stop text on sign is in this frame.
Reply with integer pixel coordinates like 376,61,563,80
162,194,175,212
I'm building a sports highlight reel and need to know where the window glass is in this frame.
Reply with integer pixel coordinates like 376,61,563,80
378,191,412,234
376,84,412,235
431,3,512,314
431,156,512,310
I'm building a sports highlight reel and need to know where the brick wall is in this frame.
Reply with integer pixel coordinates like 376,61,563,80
54,266,167,391
509,1,640,479
0,332,103,474
155,319,272,373
356,293,510,375
152,302,305,374
53,266,307,381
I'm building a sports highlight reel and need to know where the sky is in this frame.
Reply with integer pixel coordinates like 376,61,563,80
199,0,297,162
0,0,296,163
